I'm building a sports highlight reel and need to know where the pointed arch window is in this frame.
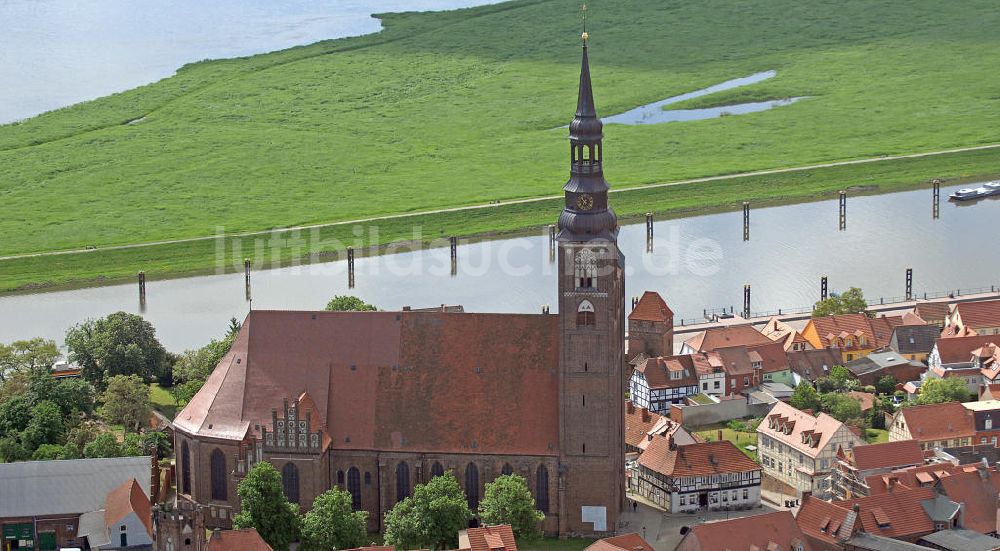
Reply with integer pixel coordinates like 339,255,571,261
465,463,480,510
347,467,362,510
577,300,596,328
282,463,300,504
180,441,191,495
210,449,227,501
501,463,513,476
431,462,444,478
337,470,344,485
575,250,597,289
536,465,550,513
396,462,410,503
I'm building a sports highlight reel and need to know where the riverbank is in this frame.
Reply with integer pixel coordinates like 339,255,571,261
2,0,1000,261
3,145,998,294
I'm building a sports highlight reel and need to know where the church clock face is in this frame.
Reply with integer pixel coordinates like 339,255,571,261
576,193,594,211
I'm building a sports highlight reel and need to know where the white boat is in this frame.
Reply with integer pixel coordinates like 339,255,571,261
949,181,1000,201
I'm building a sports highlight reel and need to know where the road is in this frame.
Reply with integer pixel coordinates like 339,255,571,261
2,141,999,262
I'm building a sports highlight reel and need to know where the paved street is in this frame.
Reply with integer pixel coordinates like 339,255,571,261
619,492,780,550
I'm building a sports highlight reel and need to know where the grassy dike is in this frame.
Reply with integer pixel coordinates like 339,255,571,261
3,146,997,293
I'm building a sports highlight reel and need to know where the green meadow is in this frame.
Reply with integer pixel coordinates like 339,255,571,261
1,0,999,289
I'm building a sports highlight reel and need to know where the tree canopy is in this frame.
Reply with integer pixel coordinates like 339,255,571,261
384,473,470,550
233,462,301,551
65,312,169,387
813,287,869,317
0,338,59,383
300,487,368,551
171,318,241,405
821,393,864,424
325,295,377,312
790,382,821,413
876,375,897,395
917,377,970,405
478,474,544,540
98,374,151,433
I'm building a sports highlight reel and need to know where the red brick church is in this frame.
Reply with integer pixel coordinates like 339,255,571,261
173,40,628,536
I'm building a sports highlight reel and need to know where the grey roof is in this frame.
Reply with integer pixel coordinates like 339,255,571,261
0,456,151,517
919,529,1000,551
786,349,842,381
77,509,112,548
920,493,962,522
847,351,924,376
847,532,935,551
891,325,941,355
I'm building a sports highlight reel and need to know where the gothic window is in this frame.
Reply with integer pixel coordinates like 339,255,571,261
577,300,596,328
501,463,513,476
431,462,445,478
574,250,597,288
180,441,191,495
347,467,362,510
337,470,345,485
282,463,300,504
396,462,410,503
465,463,480,510
536,465,550,513
210,449,227,501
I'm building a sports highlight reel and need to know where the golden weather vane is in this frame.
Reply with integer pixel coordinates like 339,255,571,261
581,4,590,43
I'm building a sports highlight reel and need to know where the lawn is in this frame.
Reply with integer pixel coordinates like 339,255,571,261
149,383,178,419
866,428,889,444
2,0,1000,289
695,425,759,462
520,538,595,551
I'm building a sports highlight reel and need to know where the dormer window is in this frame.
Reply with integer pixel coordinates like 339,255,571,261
859,336,867,347
845,337,853,348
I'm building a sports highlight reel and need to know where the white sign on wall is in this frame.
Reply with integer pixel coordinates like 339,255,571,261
581,505,607,531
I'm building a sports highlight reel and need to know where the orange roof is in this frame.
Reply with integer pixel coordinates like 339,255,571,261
849,440,923,472
680,511,811,551
629,291,673,322
465,525,517,551
898,401,975,442
761,402,854,459
624,402,662,449
954,299,1000,329
684,324,773,353
934,335,1000,364
809,314,903,349
207,528,273,551
637,355,699,390
914,302,949,322
586,533,654,551
846,391,876,412
104,478,152,538
797,487,936,543
937,468,1000,534
176,311,560,456
638,437,759,478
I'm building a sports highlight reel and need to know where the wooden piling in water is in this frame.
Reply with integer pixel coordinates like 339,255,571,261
932,179,941,219
839,191,847,230
138,271,146,298
743,284,751,318
347,247,355,288
742,201,750,241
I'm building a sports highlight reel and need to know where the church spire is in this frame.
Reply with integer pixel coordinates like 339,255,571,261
557,28,618,242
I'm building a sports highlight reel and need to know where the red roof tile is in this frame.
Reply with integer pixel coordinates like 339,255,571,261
954,299,1000,330
104,478,152,538
914,302,950,322
809,314,904,349
935,335,1000,364
637,355,699,390
176,311,560,456
684,324,773,353
638,437,759,478
207,528,273,551
466,525,517,551
849,440,924,472
629,291,673,322
679,511,811,551
897,401,975,442
624,402,661,450
585,533,655,551
938,469,1000,534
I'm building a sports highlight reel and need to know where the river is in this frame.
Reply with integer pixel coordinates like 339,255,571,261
0,0,504,123
2,189,998,351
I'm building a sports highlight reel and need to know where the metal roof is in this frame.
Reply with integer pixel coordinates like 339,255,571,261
0,456,151,517
919,528,1000,551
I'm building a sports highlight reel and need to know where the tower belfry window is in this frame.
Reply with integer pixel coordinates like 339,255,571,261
577,300,596,328
575,249,597,288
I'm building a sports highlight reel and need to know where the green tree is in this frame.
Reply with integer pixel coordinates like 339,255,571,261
84,432,122,458
324,295,377,312
65,312,169,387
300,487,368,551
233,463,300,551
26,369,96,417
120,433,145,456
0,338,60,383
876,375,897,396
384,473,470,550
917,377,970,405
98,375,151,433
479,474,544,540
141,431,172,458
821,393,863,423
0,437,29,462
828,366,857,391
21,400,65,451
0,394,33,438
171,323,239,405
790,382,821,413
869,397,886,429
31,444,67,461
813,287,869,317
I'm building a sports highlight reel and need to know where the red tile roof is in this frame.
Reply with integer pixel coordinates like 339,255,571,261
938,469,1000,534
914,302,950,322
935,335,1000,364
684,324,773,353
638,437,759,478
897,401,975,442
679,511,811,551
207,528,273,551
637,355,699,390
849,440,924,472
798,487,936,543
954,299,1000,330
176,311,560,456
629,291,673,322
104,478,152,538
809,314,904,349
465,525,517,551
585,533,655,551
761,401,856,459
624,402,662,450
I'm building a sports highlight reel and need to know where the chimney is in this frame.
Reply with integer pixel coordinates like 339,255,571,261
151,455,161,504
887,476,898,491
627,402,636,415
718,429,723,442
668,435,677,451
641,409,651,423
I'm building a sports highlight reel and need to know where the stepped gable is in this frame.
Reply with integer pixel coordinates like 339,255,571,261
175,310,560,456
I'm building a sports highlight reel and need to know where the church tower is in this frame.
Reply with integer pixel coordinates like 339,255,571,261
556,35,625,535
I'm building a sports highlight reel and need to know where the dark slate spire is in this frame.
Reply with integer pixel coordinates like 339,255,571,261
558,39,618,242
